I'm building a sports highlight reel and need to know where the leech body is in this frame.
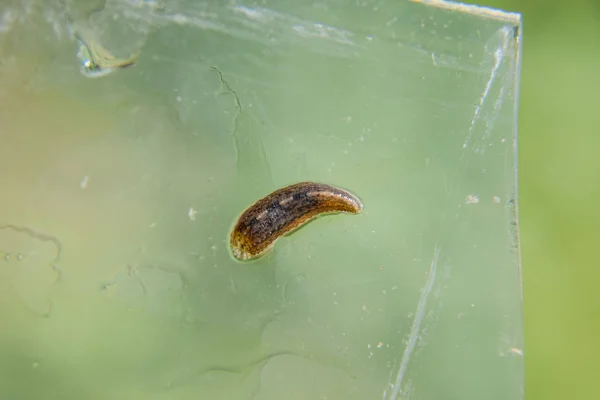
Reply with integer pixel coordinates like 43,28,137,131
229,182,363,261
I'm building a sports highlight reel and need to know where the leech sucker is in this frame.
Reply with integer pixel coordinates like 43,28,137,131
229,182,363,261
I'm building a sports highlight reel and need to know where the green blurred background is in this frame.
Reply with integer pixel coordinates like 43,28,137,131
465,0,600,399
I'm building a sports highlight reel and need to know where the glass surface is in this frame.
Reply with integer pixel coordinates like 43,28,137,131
0,1,523,399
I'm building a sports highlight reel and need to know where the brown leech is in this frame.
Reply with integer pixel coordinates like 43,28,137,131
229,182,363,261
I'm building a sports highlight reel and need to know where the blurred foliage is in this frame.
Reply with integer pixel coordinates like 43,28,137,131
465,0,600,399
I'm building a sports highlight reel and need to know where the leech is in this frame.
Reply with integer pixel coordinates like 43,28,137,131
229,182,363,261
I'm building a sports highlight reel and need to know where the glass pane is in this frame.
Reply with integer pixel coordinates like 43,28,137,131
0,1,523,399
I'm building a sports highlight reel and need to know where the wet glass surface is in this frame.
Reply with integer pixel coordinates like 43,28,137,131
0,1,522,399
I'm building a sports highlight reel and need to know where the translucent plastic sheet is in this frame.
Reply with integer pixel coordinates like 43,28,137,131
0,1,523,399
